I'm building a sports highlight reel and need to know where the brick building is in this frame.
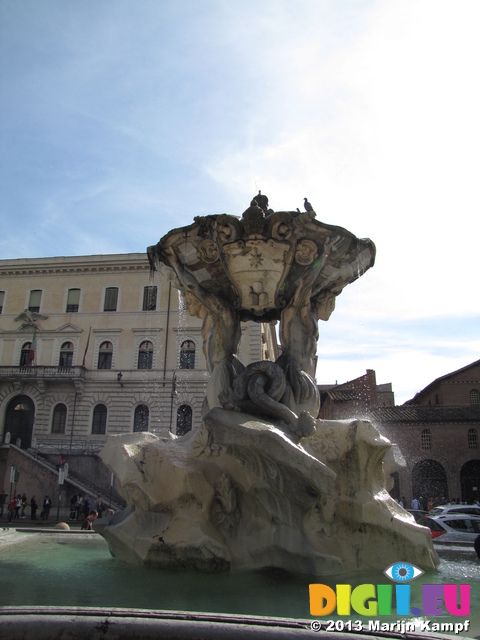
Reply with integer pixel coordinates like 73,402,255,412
318,361,480,506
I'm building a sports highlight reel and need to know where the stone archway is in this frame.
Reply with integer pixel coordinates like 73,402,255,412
3,395,35,449
460,459,480,504
412,459,448,504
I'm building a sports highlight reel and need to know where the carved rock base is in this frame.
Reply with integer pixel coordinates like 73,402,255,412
96,409,439,576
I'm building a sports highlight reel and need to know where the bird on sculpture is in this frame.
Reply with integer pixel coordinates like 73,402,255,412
304,198,314,212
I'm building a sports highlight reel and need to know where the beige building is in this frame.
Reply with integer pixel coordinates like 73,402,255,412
0,253,278,501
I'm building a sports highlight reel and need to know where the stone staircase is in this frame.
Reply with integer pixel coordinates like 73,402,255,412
14,444,126,511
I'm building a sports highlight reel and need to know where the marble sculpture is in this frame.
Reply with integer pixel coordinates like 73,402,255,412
97,194,439,576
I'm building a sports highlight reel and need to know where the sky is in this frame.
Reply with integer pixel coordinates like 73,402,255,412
1,0,479,405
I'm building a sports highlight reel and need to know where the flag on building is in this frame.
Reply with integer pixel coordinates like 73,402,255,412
82,327,92,366
29,328,36,363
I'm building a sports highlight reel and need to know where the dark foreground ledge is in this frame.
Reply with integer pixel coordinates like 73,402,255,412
0,606,448,640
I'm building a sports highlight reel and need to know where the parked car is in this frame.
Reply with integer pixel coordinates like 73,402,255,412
429,504,480,517
407,509,429,523
429,514,480,543
411,514,448,539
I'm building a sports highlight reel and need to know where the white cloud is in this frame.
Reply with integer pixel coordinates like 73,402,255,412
1,0,479,403
205,0,480,323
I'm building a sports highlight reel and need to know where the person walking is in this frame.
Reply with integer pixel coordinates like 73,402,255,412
7,495,16,523
0,489,7,518
41,496,52,520
69,494,78,521
30,495,38,520
20,493,27,518
474,535,480,559
75,495,84,521
95,497,105,518
14,495,21,520
83,496,92,518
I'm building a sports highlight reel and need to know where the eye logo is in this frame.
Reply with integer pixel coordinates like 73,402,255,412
310,561,470,619
384,562,424,582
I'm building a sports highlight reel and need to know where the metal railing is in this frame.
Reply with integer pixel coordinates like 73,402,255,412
0,366,86,380
34,437,105,454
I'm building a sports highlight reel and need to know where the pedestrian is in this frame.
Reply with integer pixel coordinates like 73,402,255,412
81,509,98,531
14,495,21,519
20,493,27,518
75,495,84,521
0,489,7,518
41,496,52,520
411,497,420,510
30,495,38,520
474,535,480,559
70,494,78,520
83,496,91,518
95,497,105,518
7,495,16,522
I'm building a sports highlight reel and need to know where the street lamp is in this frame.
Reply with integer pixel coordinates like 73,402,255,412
169,371,177,433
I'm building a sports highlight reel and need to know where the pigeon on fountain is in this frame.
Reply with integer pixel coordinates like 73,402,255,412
304,197,314,212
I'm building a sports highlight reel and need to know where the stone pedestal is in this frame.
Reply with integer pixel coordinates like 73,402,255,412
97,410,439,575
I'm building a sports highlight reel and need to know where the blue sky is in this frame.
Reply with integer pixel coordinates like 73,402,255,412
1,0,479,404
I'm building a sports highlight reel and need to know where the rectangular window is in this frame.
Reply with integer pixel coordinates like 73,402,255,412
66,288,80,313
143,286,157,311
0,291,4,314
29,290,42,313
104,287,118,312
52,406,67,434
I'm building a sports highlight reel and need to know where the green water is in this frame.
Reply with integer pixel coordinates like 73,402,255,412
0,534,479,635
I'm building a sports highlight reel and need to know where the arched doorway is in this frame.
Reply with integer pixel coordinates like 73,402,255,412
460,460,480,504
3,395,35,449
412,459,448,504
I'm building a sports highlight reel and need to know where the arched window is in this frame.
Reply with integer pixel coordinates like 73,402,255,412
468,429,478,449
52,403,67,434
470,389,480,407
20,342,34,367
180,340,195,369
134,405,149,432
138,341,153,370
421,429,432,450
92,404,107,434
59,342,74,367
176,405,192,436
97,341,113,369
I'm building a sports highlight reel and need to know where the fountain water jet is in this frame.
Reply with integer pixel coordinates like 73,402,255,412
97,194,439,576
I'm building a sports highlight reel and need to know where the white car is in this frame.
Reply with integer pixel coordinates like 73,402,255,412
429,514,480,543
429,503,480,517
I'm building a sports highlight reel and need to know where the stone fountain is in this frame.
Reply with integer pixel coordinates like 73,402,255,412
97,194,439,576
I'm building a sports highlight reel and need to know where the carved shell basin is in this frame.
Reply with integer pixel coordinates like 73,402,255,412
149,207,376,323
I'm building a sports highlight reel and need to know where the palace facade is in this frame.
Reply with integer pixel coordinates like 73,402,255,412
0,253,278,500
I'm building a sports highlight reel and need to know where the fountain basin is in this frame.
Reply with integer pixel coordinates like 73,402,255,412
0,530,477,638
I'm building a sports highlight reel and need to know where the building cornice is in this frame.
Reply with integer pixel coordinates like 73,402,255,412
0,253,151,277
